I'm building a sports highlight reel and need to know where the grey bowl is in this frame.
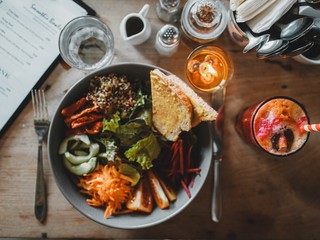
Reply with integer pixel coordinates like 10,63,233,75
48,62,212,229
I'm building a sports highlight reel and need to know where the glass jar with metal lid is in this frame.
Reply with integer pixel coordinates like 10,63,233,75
156,0,181,23
180,0,228,44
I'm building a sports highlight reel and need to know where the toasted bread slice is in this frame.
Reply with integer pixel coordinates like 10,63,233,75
150,70,193,141
152,69,218,127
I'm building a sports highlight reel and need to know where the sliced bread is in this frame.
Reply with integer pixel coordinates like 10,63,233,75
150,69,193,141
152,69,218,127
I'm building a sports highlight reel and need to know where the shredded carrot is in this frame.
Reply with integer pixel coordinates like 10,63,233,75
78,164,132,219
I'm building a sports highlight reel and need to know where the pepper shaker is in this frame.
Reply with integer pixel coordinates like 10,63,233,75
156,0,181,23
155,24,180,57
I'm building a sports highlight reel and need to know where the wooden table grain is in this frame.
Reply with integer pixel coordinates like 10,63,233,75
1,0,320,239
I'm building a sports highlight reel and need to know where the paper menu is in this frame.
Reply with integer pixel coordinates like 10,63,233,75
0,0,90,135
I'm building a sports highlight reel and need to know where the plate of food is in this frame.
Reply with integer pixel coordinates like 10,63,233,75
48,63,217,229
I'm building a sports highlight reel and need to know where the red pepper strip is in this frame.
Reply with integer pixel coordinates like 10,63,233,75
64,105,100,125
179,139,184,176
171,141,178,150
160,140,171,149
186,168,201,173
170,152,179,177
169,143,179,174
180,179,191,198
61,97,87,117
171,145,179,161
176,168,201,175
71,114,104,128
170,145,181,187
177,168,201,173
189,174,195,189
187,145,193,170
183,144,191,184
85,121,103,134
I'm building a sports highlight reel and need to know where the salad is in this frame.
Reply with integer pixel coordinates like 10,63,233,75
58,72,200,219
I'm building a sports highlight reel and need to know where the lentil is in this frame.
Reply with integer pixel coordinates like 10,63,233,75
87,73,137,118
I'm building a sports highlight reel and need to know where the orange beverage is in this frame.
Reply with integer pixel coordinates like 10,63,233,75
186,45,233,92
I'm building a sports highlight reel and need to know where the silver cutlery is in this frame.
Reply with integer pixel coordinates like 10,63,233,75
238,1,320,59
280,39,314,58
239,23,270,53
257,17,317,58
297,1,320,9
31,89,50,223
256,39,289,59
279,17,314,40
210,88,225,223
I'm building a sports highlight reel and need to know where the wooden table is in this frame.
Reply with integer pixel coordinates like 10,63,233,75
1,0,320,239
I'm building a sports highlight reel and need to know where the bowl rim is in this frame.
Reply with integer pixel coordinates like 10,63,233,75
47,62,212,229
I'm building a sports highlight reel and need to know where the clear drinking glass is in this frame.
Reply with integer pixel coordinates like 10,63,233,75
185,45,233,93
59,16,114,71
235,96,310,157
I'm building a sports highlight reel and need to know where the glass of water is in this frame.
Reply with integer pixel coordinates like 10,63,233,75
59,16,114,71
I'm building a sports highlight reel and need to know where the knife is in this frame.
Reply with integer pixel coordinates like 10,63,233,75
210,88,225,223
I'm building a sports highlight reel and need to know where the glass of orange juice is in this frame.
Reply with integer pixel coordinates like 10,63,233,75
185,45,233,92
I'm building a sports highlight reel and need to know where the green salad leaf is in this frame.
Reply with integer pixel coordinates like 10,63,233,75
102,113,120,133
95,137,117,164
129,89,151,119
115,119,150,147
135,109,152,126
124,132,161,170
118,163,141,186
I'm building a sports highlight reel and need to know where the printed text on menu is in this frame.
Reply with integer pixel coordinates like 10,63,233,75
0,0,87,131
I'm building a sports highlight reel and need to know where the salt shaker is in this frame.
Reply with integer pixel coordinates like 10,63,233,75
155,24,180,57
156,0,181,23
180,0,228,44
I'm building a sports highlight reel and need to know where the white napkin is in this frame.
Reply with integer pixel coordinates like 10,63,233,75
235,0,277,23
230,0,246,11
247,0,296,33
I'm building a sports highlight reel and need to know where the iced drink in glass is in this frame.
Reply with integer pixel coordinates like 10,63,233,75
235,96,310,156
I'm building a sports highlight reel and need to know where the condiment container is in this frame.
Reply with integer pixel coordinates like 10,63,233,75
155,24,180,56
180,0,228,44
156,0,181,23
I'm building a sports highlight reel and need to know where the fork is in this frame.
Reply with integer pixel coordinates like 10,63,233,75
31,89,50,223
